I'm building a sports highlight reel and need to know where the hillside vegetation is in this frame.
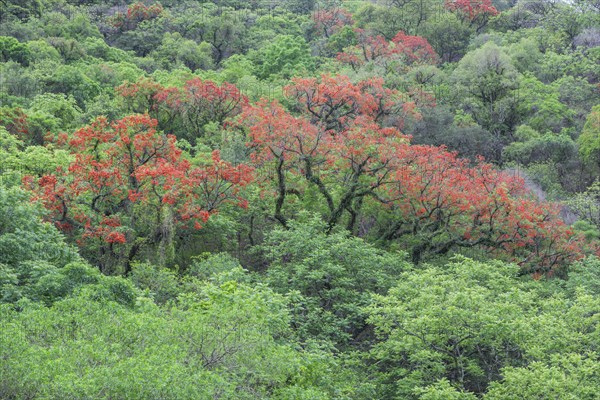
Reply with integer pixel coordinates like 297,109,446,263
1,0,599,398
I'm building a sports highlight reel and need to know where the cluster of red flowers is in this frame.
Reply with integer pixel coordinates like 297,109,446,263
239,74,591,273
24,114,252,249
116,77,247,141
445,0,499,31
18,69,593,274
109,2,164,30
337,29,439,71
312,7,354,38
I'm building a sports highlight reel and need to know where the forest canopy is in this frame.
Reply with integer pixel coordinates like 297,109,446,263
1,0,599,398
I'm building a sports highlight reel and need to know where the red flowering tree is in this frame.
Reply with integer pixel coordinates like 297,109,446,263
445,0,499,32
391,31,439,65
240,75,417,230
24,114,252,274
241,99,408,230
178,77,248,142
313,7,354,38
115,77,164,116
116,77,247,144
283,74,417,129
337,29,438,71
109,2,164,31
0,107,29,140
378,147,585,271
240,74,588,273
336,30,391,70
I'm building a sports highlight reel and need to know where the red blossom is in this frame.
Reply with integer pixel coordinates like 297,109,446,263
337,29,438,70
239,74,590,274
444,0,499,31
312,7,353,38
26,114,253,255
106,231,126,244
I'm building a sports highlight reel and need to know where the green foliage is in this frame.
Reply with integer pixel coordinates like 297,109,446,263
578,105,600,168
39,11,101,41
516,161,570,198
82,61,145,93
219,54,257,83
247,12,308,50
328,25,357,50
81,37,133,63
0,125,72,174
507,37,543,74
367,257,534,397
0,61,40,102
151,32,213,71
27,92,82,130
0,0,43,22
0,125,25,173
252,35,314,80
0,185,78,270
355,1,433,38
0,36,30,65
167,3,252,65
129,262,179,304
485,354,600,400
538,48,600,84
409,105,501,162
26,39,61,63
417,379,477,400
110,16,167,58
188,252,250,284
562,257,600,296
518,75,575,133
367,256,600,398
260,215,408,347
26,261,105,305
566,180,600,232
0,183,85,303
424,13,472,62
553,76,600,127
503,130,577,166
281,0,316,14
39,63,101,106
572,220,600,241
452,41,520,138
0,278,341,399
